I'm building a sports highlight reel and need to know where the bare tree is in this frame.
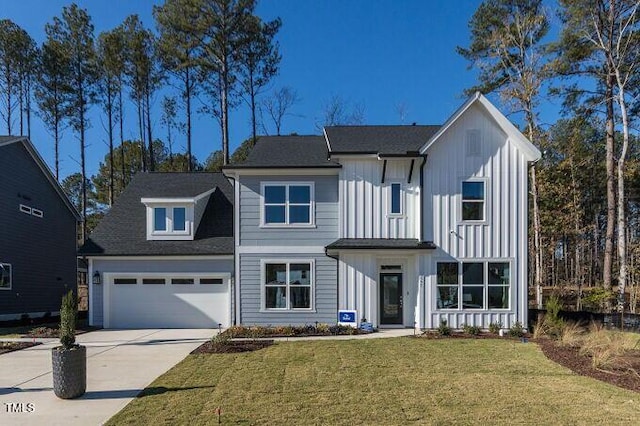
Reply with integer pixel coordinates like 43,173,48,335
317,94,365,130
259,86,300,135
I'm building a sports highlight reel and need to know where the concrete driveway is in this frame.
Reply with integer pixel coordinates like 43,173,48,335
0,328,214,426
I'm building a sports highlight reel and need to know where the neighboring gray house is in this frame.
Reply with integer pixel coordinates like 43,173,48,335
79,173,234,328
0,136,80,321
83,93,539,330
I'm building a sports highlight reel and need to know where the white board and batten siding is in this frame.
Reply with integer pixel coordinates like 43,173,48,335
338,158,420,239
418,102,532,329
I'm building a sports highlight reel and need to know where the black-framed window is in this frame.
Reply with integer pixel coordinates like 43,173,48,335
264,262,312,310
390,183,402,214
436,260,510,310
462,181,485,221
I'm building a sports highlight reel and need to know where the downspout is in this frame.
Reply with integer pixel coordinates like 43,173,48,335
225,173,239,326
419,154,428,242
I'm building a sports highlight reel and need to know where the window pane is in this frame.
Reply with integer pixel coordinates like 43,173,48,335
289,263,311,285
264,185,286,203
462,285,484,309
265,264,286,284
437,286,458,309
201,278,223,285
289,205,310,223
154,207,166,231
463,263,484,284
114,278,137,285
171,278,194,284
290,286,310,308
0,264,11,288
391,183,401,214
142,278,165,285
489,263,510,285
173,207,186,231
266,286,287,308
265,205,286,223
289,185,310,203
489,286,509,309
437,262,458,284
462,181,484,200
462,202,483,220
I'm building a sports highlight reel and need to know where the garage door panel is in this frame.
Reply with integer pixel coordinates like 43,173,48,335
107,276,230,329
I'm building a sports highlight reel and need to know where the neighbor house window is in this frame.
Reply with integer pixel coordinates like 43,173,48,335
262,183,313,226
389,183,402,215
264,261,312,310
462,181,485,221
0,263,11,290
436,260,511,310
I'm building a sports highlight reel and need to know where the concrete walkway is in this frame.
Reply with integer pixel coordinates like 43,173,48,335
0,329,213,426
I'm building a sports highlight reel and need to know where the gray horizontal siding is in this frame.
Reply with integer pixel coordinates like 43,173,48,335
239,253,337,325
0,142,77,317
239,175,339,246
91,257,233,327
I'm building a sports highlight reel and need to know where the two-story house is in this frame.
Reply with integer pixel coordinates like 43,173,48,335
225,92,540,330
0,136,80,321
83,93,539,330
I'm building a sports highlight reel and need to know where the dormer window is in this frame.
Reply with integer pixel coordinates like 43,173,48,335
142,198,197,241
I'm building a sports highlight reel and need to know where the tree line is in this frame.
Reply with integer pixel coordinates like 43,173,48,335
459,0,640,313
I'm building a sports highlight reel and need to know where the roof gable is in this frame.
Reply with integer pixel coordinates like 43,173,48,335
419,93,541,161
0,136,81,220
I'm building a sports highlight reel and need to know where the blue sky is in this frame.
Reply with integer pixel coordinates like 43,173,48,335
2,0,562,181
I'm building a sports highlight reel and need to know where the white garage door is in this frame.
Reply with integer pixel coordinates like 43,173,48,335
105,274,230,328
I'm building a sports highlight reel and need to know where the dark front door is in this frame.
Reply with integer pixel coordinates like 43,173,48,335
380,273,403,325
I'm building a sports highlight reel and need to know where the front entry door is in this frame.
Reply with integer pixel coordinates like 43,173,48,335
380,273,403,325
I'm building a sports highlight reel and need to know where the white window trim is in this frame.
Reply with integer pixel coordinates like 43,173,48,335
19,204,32,215
31,208,43,218
143,202,195,241
386,182,405,217
433,258,513,312
0,263,12,290
259,182,316,228
260,258,316,312
459,177,489,224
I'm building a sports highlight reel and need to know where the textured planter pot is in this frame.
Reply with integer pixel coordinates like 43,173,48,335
52,345,86,399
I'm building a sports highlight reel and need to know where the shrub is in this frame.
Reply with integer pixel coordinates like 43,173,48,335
582,287,615,312
488,322,503,335
462,324,481,336
59,290,77,349
545,295,564,337
437,319,451,336
508,321,525,338
532,318,550,339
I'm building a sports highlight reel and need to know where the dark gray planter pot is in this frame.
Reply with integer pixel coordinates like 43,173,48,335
52,345,86,399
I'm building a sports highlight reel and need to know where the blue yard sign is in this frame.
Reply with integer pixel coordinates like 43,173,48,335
338,310,357,326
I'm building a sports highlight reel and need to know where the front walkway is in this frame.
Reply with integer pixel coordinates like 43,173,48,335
0,329,213,426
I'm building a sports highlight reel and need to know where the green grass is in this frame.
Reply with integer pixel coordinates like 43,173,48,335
107,338,640,425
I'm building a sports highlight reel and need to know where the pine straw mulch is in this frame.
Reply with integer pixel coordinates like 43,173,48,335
0,341,41,355
537,338,640,393
191,340,275,354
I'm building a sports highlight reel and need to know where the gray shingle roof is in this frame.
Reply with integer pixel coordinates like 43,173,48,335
326,238,437,250
227,135,340,168
324,125,441,155
79,172,233,256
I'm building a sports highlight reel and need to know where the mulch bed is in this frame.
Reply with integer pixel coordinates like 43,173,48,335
191,340,275,354
418,331,514,340
538,339,640,393
0,341,41,355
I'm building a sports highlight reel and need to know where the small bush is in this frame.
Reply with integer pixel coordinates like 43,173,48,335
488,322,503,335
532,318,550,339
437,319,451,336
508,321,525,338
462,324,481,336
59,290,77,349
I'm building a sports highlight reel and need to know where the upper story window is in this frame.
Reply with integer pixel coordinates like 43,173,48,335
461,181,485,221
0,263,11,290
389,183,403,215
142,199,194,241
261,182,314,227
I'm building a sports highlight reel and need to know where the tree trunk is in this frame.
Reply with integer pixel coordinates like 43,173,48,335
107,87,114,207
616,79,630,312
250,72,256,143
603,76,616,310
186,69,192,172
222,60,230,165
79,84,87,242
145,83,154,172
119,87,126,188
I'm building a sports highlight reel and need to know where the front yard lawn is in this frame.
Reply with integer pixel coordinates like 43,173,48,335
108,338,640,425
